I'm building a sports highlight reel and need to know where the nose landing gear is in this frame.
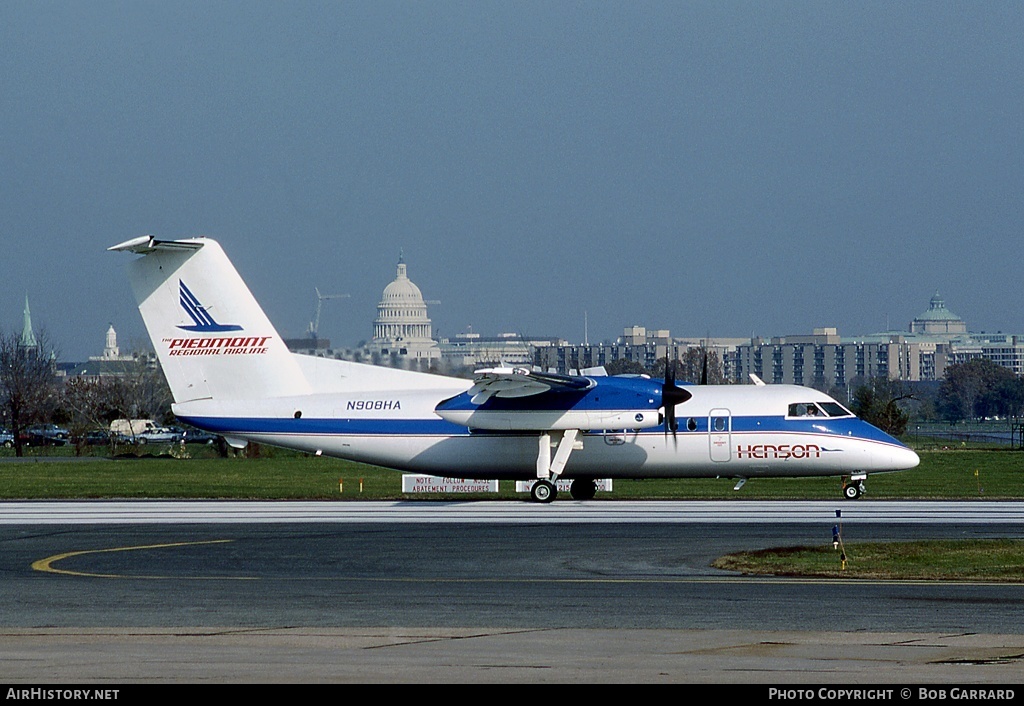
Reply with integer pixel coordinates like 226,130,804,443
842,474,867,500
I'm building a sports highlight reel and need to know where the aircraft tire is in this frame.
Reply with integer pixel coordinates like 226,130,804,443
531,480,557,503
570,479,597,501
843,483,862,500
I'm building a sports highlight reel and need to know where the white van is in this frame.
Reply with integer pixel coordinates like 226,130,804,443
109,419,158,437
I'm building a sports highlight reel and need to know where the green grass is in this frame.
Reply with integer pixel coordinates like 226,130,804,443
713,540,1024,582
0,444,1021,500
0,447,386,500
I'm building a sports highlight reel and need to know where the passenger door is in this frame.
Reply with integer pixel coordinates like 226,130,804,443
709,409,732,462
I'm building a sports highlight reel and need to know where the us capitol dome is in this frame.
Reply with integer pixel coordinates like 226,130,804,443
369,254,441,368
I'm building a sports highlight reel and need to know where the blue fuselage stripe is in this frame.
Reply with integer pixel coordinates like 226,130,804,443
176,414,905,447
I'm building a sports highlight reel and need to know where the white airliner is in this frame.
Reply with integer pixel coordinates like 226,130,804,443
111,235,920,502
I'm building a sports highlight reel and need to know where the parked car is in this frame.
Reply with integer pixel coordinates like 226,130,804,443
130,426,185,445
0,428,13,448
183,428,219,444
77,430,115,446
20,424,70,446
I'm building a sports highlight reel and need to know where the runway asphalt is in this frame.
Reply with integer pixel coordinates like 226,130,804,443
2,500,1023,684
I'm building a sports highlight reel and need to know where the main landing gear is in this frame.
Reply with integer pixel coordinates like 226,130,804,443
530,429,601,502
531,429,579,503
569,479,598,500
842,474,867,500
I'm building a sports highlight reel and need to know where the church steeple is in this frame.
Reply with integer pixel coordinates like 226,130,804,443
20,294,38,353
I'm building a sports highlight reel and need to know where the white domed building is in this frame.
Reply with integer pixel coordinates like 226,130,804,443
910,292,968,337
368,255,440,369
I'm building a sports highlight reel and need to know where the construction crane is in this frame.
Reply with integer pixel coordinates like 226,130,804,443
308,287,351,340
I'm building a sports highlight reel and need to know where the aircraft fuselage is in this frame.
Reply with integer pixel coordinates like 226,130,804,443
173,382,918,481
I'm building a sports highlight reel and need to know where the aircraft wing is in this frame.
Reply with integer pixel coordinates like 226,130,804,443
468,367,595,404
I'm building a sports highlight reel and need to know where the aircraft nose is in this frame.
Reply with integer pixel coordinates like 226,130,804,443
893,445,920,470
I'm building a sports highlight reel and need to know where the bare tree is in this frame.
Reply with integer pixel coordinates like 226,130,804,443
62,363,173,454
681,347,726,384
0,330,61,457
652,347,726,384
61,376,109,453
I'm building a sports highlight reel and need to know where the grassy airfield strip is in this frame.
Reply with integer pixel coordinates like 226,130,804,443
0,445,1020,501
1,445,1021,582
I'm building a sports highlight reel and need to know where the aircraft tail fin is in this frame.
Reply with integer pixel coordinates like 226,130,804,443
110,236,312,403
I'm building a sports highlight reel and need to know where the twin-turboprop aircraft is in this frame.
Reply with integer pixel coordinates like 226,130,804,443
111,236,919,502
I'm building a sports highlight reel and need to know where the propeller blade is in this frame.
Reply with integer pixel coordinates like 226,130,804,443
661,357,690,435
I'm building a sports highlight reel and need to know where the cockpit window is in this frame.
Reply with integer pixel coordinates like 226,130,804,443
788,402,821,417
819,401,854,417
788,401,853,418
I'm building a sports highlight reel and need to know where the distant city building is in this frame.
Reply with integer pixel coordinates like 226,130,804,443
96,324,134,362
65,325,151,381
282,336,331,356
732,294,1024,388
367,255,441,369
286,279,1024,385
910,292,968,336
288,255,443,371
533,326,747,379
732,327,929,389
438,330,566,371
943,333,1024,376
533,292,1024,388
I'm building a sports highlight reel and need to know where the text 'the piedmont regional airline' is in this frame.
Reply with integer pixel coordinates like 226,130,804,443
111,236,919,502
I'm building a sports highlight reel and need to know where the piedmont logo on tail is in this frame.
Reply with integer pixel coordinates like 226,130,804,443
165,335,273,357
166,280,270,356
178,280,243,332
110,235,919,503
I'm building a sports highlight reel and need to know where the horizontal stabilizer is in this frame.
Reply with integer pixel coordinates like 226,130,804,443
108,235,205,254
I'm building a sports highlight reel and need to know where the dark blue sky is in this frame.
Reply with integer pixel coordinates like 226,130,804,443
2,1,1021,361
